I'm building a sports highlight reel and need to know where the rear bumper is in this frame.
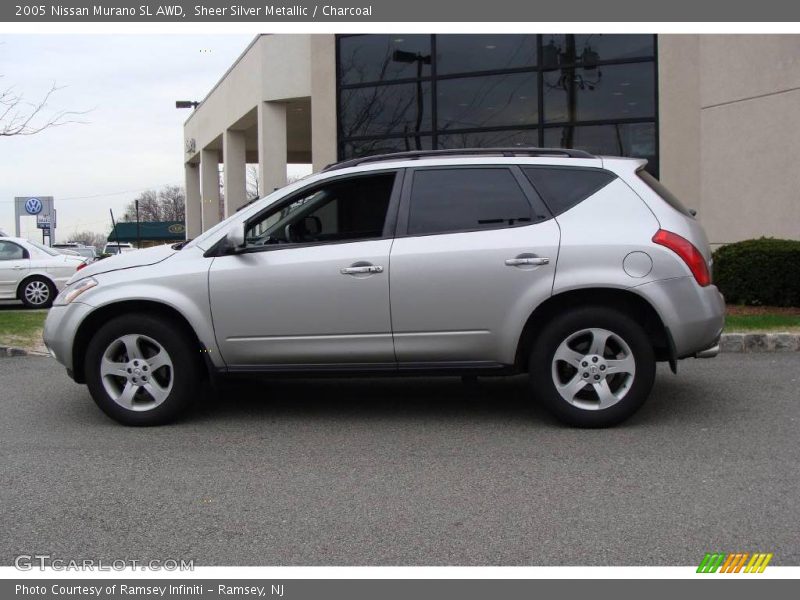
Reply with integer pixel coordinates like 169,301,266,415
694,343,720,359
634,276,725,358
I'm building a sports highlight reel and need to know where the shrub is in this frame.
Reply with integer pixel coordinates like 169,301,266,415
713,238,800,306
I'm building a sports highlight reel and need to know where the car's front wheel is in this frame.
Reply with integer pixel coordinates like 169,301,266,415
529,307,656,427
19,277,55,308
85,314,202,425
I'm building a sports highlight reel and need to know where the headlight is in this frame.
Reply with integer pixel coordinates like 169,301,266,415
54,277,98,306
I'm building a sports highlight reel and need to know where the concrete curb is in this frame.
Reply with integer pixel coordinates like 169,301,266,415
720,333,800,353
0,345,29,357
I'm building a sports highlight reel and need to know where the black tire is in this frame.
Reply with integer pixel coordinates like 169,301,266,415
529,306,656,428
18,276,56,309
85,313,202,426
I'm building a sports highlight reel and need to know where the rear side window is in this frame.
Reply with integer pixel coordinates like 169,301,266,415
0,240,25,261
408,168,534,235
637,169,694,217
523,167,616,216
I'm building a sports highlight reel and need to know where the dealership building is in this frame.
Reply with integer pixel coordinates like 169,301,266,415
183,34,800,246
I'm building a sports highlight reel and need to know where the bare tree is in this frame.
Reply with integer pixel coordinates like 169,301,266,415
246,164,260,200
122,186,185,222
69,230,107,249
158,185,186,221
1,80,89,137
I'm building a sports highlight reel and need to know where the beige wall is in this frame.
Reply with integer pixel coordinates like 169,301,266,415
184,35,315,156
659,34,800,245
183,34,337,231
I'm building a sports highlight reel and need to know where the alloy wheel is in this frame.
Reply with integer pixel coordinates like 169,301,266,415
551,327,636,410
24,280,50,306
100,334,174,411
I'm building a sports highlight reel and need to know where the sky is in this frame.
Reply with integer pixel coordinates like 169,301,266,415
0,34,266,242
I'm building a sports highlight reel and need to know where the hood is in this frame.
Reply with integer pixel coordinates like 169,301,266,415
74,244,177,280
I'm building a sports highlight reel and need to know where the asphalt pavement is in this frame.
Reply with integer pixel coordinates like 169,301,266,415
1,354,798,565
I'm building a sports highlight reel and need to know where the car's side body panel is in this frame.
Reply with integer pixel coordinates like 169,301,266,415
390,219,560,365
44,152,725,393
0,257,29,299
58,247,223,370
209,239,395,366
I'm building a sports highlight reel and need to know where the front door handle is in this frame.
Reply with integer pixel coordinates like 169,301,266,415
13,265,24,270
505,257,549,267
340,265,384,275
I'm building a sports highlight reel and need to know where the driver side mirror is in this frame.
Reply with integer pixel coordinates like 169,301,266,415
223,223,246,254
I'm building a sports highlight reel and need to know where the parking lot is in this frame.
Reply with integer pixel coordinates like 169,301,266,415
1,353,798,565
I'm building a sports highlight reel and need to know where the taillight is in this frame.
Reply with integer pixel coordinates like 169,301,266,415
652,229,711,286
76,262,87,271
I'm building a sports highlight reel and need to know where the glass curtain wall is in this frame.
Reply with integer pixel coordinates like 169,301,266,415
336,34,658,174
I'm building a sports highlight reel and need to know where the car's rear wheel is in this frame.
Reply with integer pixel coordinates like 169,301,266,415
85,313,202,425
19,277,55,309
529,307,656,427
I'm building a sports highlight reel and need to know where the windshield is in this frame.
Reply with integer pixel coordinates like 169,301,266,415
27,240,61,256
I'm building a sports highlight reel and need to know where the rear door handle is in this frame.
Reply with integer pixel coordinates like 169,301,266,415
505,257,549,267
340,265,384,275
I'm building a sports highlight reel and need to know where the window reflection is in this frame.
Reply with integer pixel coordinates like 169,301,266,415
543,123,657,173
438,129,538,149
340,83,432,138
339,35,431,85
437,73,537,131
541,34,654,69
343,136,433,158
543,63,655,123
337,35,658,169
437,34,537,75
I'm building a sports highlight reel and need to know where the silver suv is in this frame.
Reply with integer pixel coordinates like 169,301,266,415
43,149,724,427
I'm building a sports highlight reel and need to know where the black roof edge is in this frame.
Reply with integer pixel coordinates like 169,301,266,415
323,147,595,172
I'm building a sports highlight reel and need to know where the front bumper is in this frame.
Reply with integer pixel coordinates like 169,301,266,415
635,276,725,359
42,301,94,372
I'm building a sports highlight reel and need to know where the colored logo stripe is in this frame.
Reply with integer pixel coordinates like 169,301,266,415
697,552,772,573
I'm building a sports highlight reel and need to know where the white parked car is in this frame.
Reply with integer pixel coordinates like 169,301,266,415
54,244,98,262
0,237,87,308
103,242,135,255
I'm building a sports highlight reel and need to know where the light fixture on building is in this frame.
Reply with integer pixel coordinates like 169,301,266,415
175,100,200,109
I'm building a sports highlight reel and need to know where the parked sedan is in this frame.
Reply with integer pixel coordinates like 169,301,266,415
0,237,86,308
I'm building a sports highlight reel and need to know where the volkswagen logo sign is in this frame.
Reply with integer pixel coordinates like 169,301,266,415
24,197,43,215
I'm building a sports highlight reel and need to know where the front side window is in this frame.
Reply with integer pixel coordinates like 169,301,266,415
0,240,25,261
407,168,535,236
245,173,396,248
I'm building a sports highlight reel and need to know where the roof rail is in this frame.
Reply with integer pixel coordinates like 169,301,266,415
323,147,595,172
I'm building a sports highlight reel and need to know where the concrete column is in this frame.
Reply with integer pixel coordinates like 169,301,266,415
311,35,339,171
200,148,221,232
184,162,202,239
223,129,247,216
257,101,287,195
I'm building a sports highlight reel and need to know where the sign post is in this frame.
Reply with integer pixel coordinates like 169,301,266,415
14,196,56,245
